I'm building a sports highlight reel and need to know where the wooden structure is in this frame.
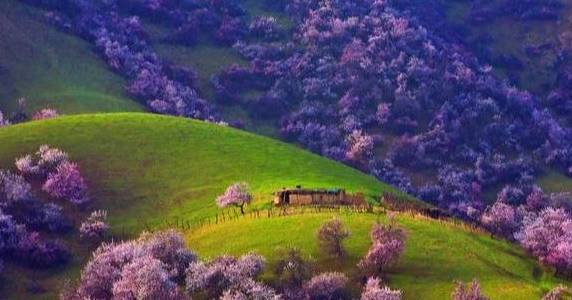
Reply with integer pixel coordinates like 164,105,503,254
274,186,366,206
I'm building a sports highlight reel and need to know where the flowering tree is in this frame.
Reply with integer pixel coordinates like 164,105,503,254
16,145,69,176
216,182,252,214
515,208,572,275
43,162,89,205
112,255,184,300
303,272,349,300
345,130,374,164
0,111,10,127
542,285,570,300
451,279,488,300
32,108,59,121
80,210,109,240
73,230,196,299
220,279,280,300
317,218,350,258
480,201,517,239
186,253,266,298
358,222,407,277
361,277,402,300
0,170,32,204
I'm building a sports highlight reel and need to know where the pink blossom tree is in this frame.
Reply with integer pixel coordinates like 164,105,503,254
515,208,572,274
216,182,252,214
74,230,195,299
186,253,266,298
43,161,89,205
361,277,402,300
346,130,374,163
304,272,349,300
16,145,69,176
480,201,517,238
358,222,407,277
451,279,488,300
317,218,350,258
112,255,185,300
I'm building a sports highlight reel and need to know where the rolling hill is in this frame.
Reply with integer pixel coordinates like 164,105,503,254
0,0,142,115
0,113,565,299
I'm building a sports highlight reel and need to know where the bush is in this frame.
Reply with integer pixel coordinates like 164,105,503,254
274,247,313,292
304,272,349,300
361,277,402,300
451,279,488,300
186,253,265,298
43,161,89,205
80,210,109,240
32,108,59,121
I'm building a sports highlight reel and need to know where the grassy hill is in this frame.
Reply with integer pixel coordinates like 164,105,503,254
0,0,142,115
188,213,565,299
0,113,566,299
0,112,406,299
0,113,402,232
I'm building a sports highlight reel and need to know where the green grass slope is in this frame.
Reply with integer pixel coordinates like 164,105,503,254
0,113,404,233
0,0,142,115
188,213,565,299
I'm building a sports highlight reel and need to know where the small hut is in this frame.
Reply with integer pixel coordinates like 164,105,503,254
274,186,365,206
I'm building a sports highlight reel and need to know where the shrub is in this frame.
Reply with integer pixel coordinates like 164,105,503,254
361,277,402,300
249,16,282,41
16,145,69,176
15,233,71,268
304,272,349,300
317,218,350,258
0,111,10,127
80,210,110,240
216,182,252,214
112,255,184,300
220,278,280,300
0,170,33,204
0,210,27,254
41,203,72,233
186,253,266,298
542,285,570,300
451,279,488,300
32,108,59,121
43,161,89,205
274,247,313,292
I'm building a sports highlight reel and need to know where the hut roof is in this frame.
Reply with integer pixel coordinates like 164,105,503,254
275,188,344,195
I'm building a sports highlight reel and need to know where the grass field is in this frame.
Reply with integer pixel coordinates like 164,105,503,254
187,212,565,299
0,0,142,115
0,113,404,232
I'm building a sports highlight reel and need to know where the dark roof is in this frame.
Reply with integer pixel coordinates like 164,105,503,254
275,188,344,195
